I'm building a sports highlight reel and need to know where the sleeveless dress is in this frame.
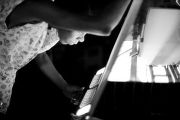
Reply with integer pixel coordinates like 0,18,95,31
0,0,60,113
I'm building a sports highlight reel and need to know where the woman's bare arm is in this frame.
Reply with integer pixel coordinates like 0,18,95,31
7,0,131,36
35,52,68,90
35,52,84,99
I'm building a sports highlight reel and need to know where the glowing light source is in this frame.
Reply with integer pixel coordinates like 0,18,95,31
154,76,169,83
108,50,132,82
108,40,133,82
85,116,90,120
139,8,180,65
152,66,166,75
106,40,173,83
96,67,105,75
137,57,151,83
76,104,91,116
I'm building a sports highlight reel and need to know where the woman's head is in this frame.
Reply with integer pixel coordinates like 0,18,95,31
58,29,86,45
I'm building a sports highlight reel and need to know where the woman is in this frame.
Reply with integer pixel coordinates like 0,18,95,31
0,0,131,113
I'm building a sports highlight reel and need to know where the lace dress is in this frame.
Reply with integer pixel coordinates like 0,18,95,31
0,0,60,113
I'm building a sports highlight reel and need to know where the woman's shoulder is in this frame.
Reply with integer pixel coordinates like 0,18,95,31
38,27,60,54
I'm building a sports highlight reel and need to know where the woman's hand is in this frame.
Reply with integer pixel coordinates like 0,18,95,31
36,53,84,105
62,84,85,105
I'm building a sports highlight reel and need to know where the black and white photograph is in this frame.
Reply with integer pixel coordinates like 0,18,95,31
1,0,180,120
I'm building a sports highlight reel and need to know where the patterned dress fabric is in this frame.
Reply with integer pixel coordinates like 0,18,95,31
0,0,60,113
